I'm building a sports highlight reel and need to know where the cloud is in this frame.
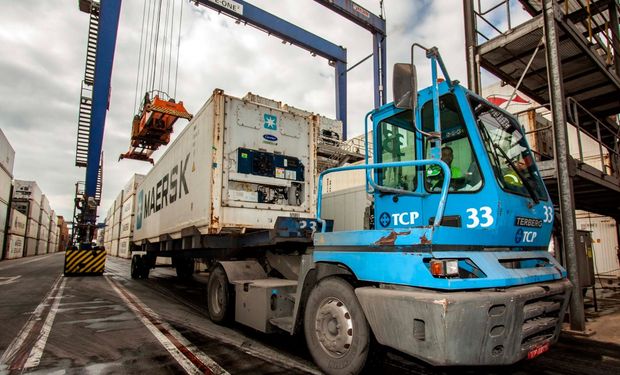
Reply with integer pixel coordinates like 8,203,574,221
0,0,496,221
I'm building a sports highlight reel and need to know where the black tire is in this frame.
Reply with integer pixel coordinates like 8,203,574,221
130,255,142,279
304,277,371,375
207,266,234,323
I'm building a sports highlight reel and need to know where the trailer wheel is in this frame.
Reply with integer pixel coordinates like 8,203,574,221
207,266,234,323
304,277,370,375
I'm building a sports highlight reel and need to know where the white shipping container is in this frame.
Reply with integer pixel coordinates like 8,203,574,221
0,200,8,233
115,190,124,211
24,237,37,256
121,197,134,220
123,174,145,203
36,239,47,255
40,194,51,214
11,200,41,221
0,129,15,176
120,214,133,238
118,237,131,258
0,167,11,203
134,89,317,243
5,234,24,259
322,186,372,232
111,239,119,257
37,225,49,242
577,215,620,278
113,205,121,226
8,209,27,236
111,223,120,241
13,180,42,204
39,210,50,229
25,219,39,238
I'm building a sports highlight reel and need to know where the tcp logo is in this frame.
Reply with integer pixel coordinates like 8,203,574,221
515,228,538,243
379,211,420,227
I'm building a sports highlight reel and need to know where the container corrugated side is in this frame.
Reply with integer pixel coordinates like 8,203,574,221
121,196,134,220
40,194,51,214
118,237,131,259
322,185,372,231
0,200,8,234
5,234,24,259
36,239,47,255
120,214,133,239
8,209,27,236
25,218,39,239
0,167,11,204
0,129,15,176
24,237,37,257
39,210,50,229
111,239,119,257
122,174,145,203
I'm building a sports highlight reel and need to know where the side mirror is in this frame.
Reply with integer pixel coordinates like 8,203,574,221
393,63,417,110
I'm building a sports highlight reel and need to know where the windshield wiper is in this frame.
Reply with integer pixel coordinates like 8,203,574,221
492,142,540,204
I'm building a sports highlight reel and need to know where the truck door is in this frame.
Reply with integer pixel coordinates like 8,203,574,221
373,109,424,229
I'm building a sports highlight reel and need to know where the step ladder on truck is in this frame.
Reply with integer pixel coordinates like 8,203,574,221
130,45,572,375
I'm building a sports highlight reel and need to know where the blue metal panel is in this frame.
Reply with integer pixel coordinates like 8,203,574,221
313,0,386,34
313,250,567,290
335,60,347,138
85,0,122,199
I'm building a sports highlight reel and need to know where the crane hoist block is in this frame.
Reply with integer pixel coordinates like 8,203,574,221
120,94,193,163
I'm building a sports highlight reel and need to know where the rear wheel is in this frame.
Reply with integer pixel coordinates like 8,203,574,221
304,277,371,375
207,266,234,323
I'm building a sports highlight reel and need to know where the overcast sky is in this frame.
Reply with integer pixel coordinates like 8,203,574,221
0,0,528,221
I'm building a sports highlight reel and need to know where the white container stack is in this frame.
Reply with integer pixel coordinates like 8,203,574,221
5,209,27,259
47,210,58,253
36,194,51,255
102,174,144,259
0,129,15,260
12,180,42,257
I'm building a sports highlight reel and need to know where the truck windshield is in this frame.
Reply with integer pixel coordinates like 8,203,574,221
469,97,547,201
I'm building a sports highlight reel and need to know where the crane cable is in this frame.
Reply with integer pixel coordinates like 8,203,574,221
133,0,184,114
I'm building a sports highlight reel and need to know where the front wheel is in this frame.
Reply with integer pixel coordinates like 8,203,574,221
304,277,371,375
207,266,234,323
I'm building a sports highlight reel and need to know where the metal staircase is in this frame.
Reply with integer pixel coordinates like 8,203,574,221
75,3,100,167
95,153,103,205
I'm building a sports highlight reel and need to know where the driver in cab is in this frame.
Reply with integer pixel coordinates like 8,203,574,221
426,146,465,191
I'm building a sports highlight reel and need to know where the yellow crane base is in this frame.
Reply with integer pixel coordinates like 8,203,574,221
64,248,106,276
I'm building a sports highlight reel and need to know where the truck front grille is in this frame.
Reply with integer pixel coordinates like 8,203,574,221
520,293,564,350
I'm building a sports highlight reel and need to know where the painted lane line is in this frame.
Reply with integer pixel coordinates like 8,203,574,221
0,276,21,286
0,254,57,270
106,277,229,375
0,275,63,369
23,278,67,369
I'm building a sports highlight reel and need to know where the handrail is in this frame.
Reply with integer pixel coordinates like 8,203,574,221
316,159,451,232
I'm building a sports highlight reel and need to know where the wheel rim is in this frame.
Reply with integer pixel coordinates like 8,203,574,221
209,278,225,315
314,297,354,358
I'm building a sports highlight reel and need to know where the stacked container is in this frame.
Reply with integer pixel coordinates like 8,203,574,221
37,194,51,255
0,129,15,259
119,174,144,259
47,211,58,253
12,180,42,257
102,174,145,258
5,209,26,259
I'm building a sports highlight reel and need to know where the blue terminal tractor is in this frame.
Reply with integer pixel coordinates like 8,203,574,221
311,45,571,368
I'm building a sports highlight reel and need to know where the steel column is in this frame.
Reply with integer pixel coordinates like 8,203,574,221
336,60,348,139
543,0,585,331
463,0,481,93
610,1,620,78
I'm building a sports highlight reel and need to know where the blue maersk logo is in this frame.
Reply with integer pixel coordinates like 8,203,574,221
264,114,277,130
136,190,143,230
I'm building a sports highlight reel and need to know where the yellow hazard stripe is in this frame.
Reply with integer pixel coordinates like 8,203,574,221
64,250,106,275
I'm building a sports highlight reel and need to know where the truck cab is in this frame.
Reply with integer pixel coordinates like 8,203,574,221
305,47,572,373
